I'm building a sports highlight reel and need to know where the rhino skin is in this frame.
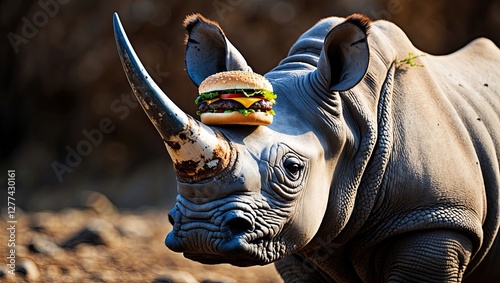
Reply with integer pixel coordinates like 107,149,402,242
113,12,500,282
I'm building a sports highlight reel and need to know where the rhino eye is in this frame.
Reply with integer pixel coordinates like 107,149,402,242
283,157,303,180
268,143,308,195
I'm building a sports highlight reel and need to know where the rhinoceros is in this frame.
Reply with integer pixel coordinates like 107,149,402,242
113,12,500,282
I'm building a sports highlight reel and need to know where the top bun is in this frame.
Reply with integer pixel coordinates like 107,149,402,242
199,71,273,94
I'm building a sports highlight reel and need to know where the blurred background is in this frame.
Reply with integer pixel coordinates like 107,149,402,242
2,0,499,211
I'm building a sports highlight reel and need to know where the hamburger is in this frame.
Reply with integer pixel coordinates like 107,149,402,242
195,71,277,125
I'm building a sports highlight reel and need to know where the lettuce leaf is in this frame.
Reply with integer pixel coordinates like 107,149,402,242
195,92,219,105
195,89,278,105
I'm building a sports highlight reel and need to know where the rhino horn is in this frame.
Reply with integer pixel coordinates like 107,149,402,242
113,13,232,182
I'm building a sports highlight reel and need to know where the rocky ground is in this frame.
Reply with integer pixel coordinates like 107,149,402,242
0,192,282,283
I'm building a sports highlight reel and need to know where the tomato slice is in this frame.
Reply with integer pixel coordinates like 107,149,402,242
218,93,246,99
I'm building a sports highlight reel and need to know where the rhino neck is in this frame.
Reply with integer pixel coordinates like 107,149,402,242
337,63,396,238
328,23,399,240
304,59,396,256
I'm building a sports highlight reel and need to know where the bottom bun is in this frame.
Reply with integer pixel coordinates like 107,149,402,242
200,111,273,126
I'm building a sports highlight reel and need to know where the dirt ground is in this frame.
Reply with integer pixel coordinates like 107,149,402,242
1,193,282,283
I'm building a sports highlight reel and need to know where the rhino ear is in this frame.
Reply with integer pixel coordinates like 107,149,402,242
184,14,252,86
316,14,371,92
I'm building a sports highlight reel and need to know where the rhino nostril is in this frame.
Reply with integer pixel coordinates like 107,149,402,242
227,217,253,236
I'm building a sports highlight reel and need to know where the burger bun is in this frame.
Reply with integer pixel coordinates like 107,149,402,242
199,71,273,94
201,111,273,126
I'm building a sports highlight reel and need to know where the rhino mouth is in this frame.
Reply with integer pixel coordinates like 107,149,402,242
165,194,289,266
171,233,282,266
183,236,270,266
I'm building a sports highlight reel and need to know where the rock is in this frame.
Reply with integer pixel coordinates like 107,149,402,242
46,265,63,278
61,218,117,249
153,270,199,283
28,233,63,256
29,211,57,232
58,208,96,232
201,278,237,283
199,272,237,283
81,191,118,215
116,215,152,238
62,227,105,248
88,273,106,282
16,258,41,281
0,266,16,282
0,266,7,278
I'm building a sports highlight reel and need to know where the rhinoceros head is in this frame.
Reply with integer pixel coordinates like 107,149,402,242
113,13,391,266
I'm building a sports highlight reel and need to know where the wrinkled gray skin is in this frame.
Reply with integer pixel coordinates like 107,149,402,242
113,13,500,282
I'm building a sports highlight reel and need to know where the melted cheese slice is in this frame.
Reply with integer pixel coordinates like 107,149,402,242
206,97,263,108
230,97,263,108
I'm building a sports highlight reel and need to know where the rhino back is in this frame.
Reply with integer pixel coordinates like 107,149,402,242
367,37,500,277
431,38,500,278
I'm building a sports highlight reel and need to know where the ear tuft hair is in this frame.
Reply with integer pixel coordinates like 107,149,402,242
345,13,371,34
183,13,223,34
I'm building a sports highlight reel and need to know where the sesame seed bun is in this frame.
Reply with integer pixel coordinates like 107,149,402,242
200,111,273,126
199,71,273,94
